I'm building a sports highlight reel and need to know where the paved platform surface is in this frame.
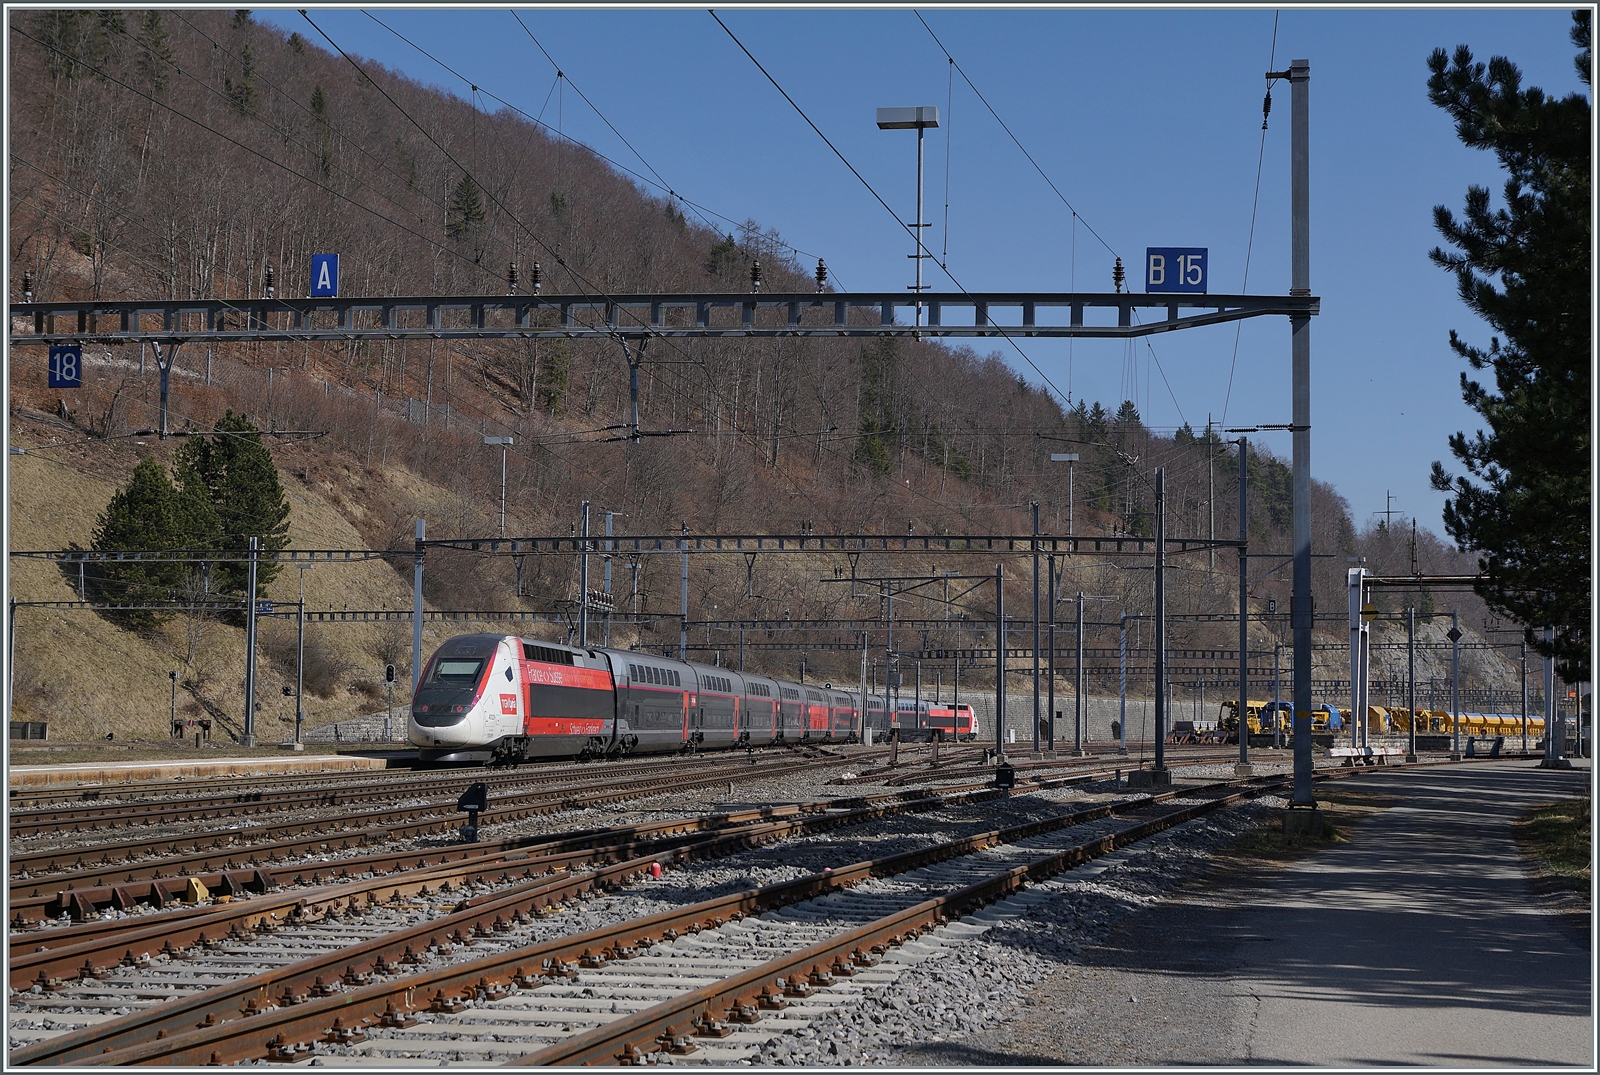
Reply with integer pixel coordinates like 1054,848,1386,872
6,753,399,788
903,759,1593,1067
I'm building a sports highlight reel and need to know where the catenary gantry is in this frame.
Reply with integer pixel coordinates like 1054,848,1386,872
7,291,1317,344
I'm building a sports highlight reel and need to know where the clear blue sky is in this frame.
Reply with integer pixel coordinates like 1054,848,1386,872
261,6,1584,541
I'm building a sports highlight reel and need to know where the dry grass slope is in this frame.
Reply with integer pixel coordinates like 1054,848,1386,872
5,414,508,742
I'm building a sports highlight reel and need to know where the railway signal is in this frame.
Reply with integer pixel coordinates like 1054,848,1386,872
385,664,396,742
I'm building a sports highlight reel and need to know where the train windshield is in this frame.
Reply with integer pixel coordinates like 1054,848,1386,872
431,658,485,685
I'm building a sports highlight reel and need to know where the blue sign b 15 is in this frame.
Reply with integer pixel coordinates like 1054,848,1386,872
1146,248,1207,293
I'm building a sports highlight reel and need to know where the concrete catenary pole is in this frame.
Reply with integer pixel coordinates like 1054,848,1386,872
1074,591,1085,756
1349,568,1364,754
1237,437,1250,770
1047,554,1057,751
1286,57,1315,808
679,524,689,661
1520,640,1528,754
1032,501,1041,752
412,520,425,695
1406,606,1418,762
579,501,590,647
1118,612,1128,754
1543,626,1558,761
243,536,259,747
1451,609,1462,756
994,563,1006,759
1154,467,1167,774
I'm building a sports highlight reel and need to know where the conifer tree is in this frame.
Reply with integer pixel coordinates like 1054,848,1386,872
87,457,189,627
1427,11,1591,679
135,10,171,93
173,412,291,596
446,175,485,241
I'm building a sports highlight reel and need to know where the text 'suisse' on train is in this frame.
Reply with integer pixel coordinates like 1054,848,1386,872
410,633,977,764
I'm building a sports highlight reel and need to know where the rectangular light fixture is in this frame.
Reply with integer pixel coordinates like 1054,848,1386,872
876,106,940,130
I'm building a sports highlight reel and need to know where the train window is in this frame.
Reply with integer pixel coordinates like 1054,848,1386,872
781,687,799,700
807,690,822,702
528,683,613,721
671,670,681,686
523,643,575,665
431,658,484,684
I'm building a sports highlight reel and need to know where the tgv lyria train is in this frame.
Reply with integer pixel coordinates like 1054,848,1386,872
410,633,978,764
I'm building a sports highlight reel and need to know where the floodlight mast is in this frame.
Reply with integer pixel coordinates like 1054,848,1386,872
877,106,940,327
484,437,514,538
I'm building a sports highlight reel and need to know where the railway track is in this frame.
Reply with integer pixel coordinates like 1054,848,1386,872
10,760,1318,1067
7,745,1148,918
8,753,852,899
8,758,1133,1005
8,756,755,837
7,748,870,842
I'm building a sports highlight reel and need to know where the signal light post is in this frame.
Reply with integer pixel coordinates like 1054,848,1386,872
385,663,396,742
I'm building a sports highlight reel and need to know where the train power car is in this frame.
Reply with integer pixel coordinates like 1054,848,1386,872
859,697,978,742
411,633,865,764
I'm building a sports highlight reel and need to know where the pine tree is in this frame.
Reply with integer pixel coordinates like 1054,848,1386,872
88,458,189,628
225,43,257,115
135,10,171,94
446,175,485,241
174,412,291,597
1427,11,1591,680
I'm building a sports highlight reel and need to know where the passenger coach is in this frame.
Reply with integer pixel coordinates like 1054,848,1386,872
410,633,866,764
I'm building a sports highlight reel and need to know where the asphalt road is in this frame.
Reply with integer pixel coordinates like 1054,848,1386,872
901,759,1593,1067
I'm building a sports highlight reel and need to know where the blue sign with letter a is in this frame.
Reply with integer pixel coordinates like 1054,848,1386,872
1146,247,1208,293
48,344,82,388
310,254,339,297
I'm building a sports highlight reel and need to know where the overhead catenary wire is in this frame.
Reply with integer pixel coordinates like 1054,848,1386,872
18,16,1120,538
358,10,837,279
292,15,830,491
707,9,1074,414
11,25,509,289
304,13,1001,525
913,10,1117,260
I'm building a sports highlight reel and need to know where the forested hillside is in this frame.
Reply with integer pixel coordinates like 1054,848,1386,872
8,10,1508,740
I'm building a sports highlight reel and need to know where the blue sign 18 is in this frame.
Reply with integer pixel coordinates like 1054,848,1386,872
310,254,339,297
1146,247,1208,293
48,344,82,388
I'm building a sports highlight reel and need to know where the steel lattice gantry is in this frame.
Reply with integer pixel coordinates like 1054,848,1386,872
8,290,1317,344
7,533,1243,563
